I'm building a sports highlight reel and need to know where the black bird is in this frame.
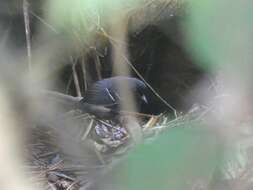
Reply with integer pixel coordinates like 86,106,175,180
78,76,151,118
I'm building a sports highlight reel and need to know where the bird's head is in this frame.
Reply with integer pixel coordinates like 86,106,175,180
129,78,150,105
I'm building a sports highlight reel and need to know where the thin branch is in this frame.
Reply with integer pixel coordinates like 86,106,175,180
97,29,178,117
29,10,58,33
70,57,82,97
66,74,73,94
121,53,178,117
119,110,156,118
23,0,32,71
92,48,102,80
81,56,88,92
81,119,94,141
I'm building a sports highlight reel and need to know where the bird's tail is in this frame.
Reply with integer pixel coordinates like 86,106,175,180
78,102,117,119
40,90,117,118
39,90,82,110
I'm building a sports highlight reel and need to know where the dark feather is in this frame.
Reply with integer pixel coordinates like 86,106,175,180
78,76,151,118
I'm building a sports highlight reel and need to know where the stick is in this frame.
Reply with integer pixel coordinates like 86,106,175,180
23,0,32,71
81,56,88,92
71,57,82,97
92,48,102,80
121,54,178,117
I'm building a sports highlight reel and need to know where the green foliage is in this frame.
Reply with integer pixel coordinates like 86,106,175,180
99,122,223,190
186,0,253,73
45,1,141,35
43,0,146,54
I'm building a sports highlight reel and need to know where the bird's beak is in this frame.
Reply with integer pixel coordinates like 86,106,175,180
141,94,148,104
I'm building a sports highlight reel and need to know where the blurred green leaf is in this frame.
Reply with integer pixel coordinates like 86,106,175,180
186,0,253,73
46,0,141,33
44,0,143,53
98,123,223,190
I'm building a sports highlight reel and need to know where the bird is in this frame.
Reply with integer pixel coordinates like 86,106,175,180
77,76,151,119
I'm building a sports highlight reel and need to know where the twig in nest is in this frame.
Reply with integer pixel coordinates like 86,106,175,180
143,114,161,130
66,181,79,190
81,119,94,140
97,119,127,134
47,183,57,190
73,113,91,119
119,110,155,118
49,171,75,181
47,160,64,171
90,140,106,165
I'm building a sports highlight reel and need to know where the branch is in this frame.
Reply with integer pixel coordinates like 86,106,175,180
23,0,32,71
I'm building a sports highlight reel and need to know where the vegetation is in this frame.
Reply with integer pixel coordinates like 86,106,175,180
0,0,252,190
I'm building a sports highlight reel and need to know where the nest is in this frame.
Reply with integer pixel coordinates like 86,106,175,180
25,103,208,190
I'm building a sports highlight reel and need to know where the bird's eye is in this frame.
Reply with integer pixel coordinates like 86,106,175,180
141,94,148,104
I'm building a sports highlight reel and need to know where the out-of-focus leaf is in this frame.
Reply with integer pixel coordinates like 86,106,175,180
45,0,141,34
186,0,253,74
44,0,143,53
96,123,223,190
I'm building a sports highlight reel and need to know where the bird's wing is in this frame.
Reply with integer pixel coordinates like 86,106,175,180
82,82,120,106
